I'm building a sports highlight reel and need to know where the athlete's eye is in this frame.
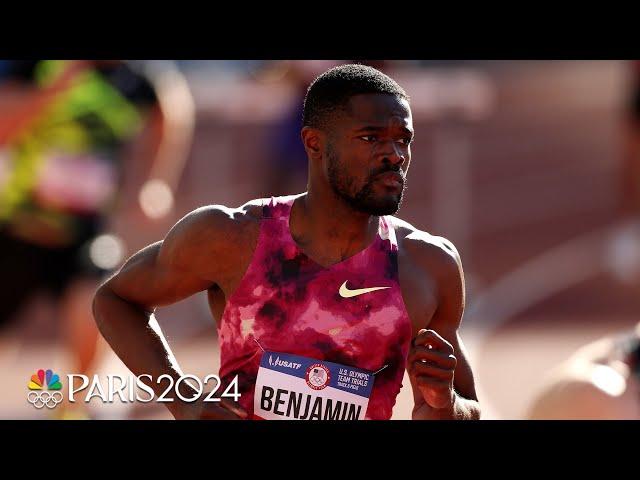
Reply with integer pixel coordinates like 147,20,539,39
397,137,413,146
359,135,377,142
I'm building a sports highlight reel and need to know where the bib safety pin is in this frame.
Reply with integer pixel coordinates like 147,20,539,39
373,364,388,376
253,336,266,353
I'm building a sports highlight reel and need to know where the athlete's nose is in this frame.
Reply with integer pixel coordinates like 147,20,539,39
381,140,406,168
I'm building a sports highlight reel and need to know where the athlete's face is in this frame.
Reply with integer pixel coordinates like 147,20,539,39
325,93,413,215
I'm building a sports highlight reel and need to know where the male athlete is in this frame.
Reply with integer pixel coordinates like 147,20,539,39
93,64,481,420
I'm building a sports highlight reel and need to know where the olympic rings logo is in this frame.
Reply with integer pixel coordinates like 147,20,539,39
27,391,63,409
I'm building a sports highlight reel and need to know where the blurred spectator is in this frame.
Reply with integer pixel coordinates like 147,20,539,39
0,60,194,417
259,61,339,196
527,323,640,419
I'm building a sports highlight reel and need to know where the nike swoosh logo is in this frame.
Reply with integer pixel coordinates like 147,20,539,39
338,280,391,298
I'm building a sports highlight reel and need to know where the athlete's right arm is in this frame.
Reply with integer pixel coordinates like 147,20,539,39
92,205,252,419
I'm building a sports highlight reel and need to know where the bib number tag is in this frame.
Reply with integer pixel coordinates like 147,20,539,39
253,350,375,420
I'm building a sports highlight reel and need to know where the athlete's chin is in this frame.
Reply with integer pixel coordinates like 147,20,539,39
358,194,403,216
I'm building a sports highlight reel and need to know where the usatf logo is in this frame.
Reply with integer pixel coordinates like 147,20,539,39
27,369,63,409
305,363,330,390
268,355,302,370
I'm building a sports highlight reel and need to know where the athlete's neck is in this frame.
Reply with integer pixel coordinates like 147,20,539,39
290,190,379,264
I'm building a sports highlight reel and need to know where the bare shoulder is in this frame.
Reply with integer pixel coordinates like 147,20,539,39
169,198,263,243
385,216,464,334
162,198,266,275
387,215,463,287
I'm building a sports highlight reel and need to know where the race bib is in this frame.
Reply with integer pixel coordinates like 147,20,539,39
253,350,375,420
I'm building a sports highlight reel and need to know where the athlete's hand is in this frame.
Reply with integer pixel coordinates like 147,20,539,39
408,329,457,410
172,397,249,420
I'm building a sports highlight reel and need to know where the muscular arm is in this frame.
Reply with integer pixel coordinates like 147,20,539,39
402,233,480,420
92,204,256,418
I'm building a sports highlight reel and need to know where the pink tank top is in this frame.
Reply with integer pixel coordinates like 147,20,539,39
217,194,412,419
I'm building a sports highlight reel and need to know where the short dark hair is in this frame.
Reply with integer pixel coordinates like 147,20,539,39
302,64,409,130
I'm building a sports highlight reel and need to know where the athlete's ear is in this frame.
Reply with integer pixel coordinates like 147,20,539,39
301,126,324,160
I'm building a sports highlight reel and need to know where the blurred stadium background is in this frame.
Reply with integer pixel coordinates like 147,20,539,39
1,60,638,419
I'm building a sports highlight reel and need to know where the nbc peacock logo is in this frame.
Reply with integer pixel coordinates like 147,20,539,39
27,369,63,409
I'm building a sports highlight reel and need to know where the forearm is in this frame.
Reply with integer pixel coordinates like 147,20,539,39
0,61,90,145
143,66,195,194
92,285,195,416
412,392,481,420
149,91,195,190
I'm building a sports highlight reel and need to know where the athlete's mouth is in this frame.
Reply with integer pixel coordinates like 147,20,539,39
374,171,404,189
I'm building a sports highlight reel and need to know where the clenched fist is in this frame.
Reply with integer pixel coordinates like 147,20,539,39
408,329,457,410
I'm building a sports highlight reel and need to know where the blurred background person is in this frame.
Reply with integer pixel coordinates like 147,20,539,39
258,60,339,197
0,59,195,417
526,323,640,419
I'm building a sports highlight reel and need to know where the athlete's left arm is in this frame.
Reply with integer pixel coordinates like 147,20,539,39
407,236,481,420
